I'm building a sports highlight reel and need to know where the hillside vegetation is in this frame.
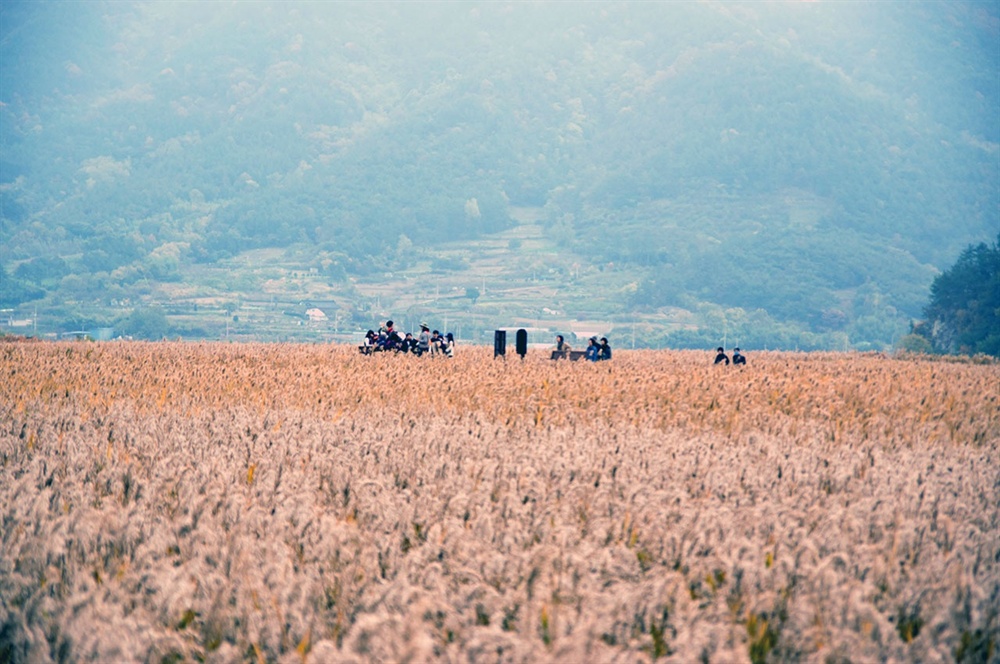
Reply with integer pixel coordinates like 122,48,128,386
1,1,997,348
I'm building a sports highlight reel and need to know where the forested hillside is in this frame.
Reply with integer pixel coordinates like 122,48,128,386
1,1,997,348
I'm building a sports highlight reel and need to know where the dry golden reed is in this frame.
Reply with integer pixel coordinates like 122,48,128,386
1,341,997,662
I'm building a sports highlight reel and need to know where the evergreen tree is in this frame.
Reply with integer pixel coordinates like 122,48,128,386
923,234,1000,357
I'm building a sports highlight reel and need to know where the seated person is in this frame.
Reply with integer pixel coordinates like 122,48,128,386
377,325,402,352
360,329,377,354
551,334,572,359
440,332,455,357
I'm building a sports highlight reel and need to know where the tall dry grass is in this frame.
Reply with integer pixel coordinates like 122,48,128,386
1,342,997,662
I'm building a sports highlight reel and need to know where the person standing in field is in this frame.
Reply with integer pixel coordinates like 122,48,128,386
714,347,730,365
732,347,746,365
585,337,600,361
417,323,431,356
598,337,612,361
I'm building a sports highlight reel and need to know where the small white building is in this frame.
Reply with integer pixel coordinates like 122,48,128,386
306,308,328,322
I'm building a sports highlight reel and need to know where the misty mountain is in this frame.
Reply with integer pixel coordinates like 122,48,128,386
1,1,997,347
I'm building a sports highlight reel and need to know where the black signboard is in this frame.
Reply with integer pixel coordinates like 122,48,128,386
493,330,506,358
515,329,528,358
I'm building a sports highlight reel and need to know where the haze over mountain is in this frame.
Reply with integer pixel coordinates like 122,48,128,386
1,1,997,348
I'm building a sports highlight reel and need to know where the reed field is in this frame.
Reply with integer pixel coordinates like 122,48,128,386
1,340,998,663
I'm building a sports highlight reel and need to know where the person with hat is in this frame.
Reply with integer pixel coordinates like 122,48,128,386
417,323,431,356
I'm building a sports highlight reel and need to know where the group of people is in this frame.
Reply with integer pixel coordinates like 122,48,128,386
360,320,455,357
361,324,739,365
552,334,613,361
714,346,747,365
360,321,618,363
